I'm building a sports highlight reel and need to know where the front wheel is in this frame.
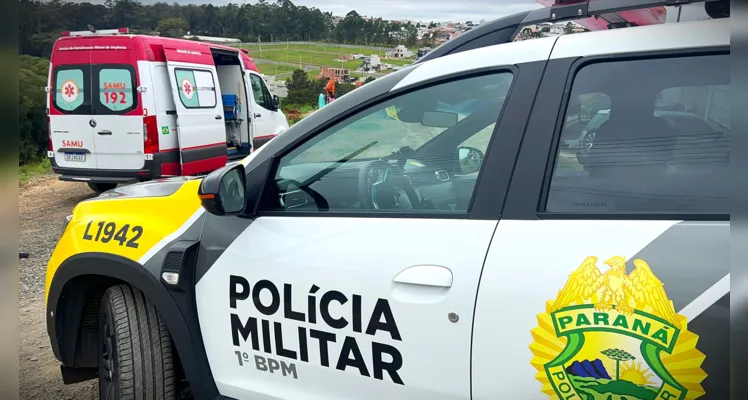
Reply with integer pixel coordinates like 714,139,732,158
98,284,177,400
87,182,118,194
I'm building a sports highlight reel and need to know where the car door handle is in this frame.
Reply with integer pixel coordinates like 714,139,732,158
97,130,112,135
393,265,453,288
215,115,222,120
254,113,261,118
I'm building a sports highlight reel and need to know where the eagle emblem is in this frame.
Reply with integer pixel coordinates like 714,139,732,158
550,255,680,328
529,256,707,400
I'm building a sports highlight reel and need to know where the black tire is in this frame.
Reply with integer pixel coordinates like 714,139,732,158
98,284,176,400
88,182,118,193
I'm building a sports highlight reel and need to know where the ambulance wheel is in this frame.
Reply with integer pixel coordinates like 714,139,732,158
88,182,118,193
98,284,177,400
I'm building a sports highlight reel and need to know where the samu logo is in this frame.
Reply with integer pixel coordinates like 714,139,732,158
529,256,707,400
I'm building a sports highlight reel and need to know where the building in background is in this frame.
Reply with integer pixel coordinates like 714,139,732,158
319,67,351,83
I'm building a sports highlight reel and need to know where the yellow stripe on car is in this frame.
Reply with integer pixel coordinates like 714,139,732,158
45,180,202,303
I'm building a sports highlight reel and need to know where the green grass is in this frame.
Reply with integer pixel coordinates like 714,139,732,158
307,70,321,80
235,44,415,71
237,43,410,56
255,63,297,76
246,48,363,69
19,158,51,184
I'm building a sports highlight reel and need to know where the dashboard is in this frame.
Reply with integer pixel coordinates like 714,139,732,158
273,157,478,212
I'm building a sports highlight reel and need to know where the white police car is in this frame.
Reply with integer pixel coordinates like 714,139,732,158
46,0,730,399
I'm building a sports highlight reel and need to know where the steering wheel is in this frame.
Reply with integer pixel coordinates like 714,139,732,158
358,160,422,210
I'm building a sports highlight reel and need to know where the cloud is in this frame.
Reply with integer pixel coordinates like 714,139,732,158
129,0,545,22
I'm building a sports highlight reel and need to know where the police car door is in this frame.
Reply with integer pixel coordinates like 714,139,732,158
193,39,554,400
471,22,730,400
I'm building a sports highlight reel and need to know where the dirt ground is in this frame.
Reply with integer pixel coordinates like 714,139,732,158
19,174,98,399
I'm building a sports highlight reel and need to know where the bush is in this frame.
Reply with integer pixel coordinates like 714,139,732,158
19,55,50,165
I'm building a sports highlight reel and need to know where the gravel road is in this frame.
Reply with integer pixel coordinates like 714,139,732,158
19,174,98,399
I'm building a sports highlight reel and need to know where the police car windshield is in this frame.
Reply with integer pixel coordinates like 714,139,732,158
286,73,513,165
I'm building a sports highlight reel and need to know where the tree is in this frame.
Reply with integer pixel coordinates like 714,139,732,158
363,76,375,84
285,69,323,106
19,55,50,164
156,17,188,38
601,348,636,380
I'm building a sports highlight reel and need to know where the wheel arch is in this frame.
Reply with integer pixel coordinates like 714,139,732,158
46,252,217,399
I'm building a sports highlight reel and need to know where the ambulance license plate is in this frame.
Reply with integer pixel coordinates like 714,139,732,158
64,152,86,162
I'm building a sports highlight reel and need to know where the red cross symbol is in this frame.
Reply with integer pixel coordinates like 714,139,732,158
63,83,76,97
183,81,192,95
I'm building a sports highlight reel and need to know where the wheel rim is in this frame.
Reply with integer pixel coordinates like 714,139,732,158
99,312,117,400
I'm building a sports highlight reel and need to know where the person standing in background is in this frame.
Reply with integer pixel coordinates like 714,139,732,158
318,91,327,109
325,79,336,103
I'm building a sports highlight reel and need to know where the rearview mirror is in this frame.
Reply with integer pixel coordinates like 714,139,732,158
457,146,484,175
198,163,246,216
422,111,458,128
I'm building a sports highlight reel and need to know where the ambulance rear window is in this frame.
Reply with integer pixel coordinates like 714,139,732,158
98,68,134,111
94,65,138,115
53,66,88,114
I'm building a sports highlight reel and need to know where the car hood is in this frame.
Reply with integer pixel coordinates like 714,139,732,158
86,176,203,201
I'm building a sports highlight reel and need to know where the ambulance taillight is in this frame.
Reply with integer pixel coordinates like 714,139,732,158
47,117,53,153
143,115,159,154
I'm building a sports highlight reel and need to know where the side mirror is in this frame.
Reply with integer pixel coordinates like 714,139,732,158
272,95,280,111
457,146,484,175
198,163,247,216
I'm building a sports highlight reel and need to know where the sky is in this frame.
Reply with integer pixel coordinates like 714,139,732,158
145,0,546,23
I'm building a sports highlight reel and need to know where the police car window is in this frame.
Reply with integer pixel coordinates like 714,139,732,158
175,68,216,108
265,72,513,214
54,67,89,113
459,122,496,155
250,74,273,110
97,67,135,113
546,54,729,215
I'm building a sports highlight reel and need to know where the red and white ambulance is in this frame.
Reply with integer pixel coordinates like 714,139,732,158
47,27,289,193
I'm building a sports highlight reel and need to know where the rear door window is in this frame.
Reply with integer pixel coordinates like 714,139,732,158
174,68,217,108
53,66,91,114
545,53,730,215
96,66,137,113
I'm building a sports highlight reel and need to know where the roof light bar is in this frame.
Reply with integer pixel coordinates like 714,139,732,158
60,27,130,37
524,0,715,26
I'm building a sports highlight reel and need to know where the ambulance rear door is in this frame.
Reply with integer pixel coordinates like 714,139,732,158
88,35,145,170
48,38,98,170
163,46,227,175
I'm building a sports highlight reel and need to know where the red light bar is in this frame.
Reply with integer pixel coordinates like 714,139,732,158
118,28,129,34
60,31,70,37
